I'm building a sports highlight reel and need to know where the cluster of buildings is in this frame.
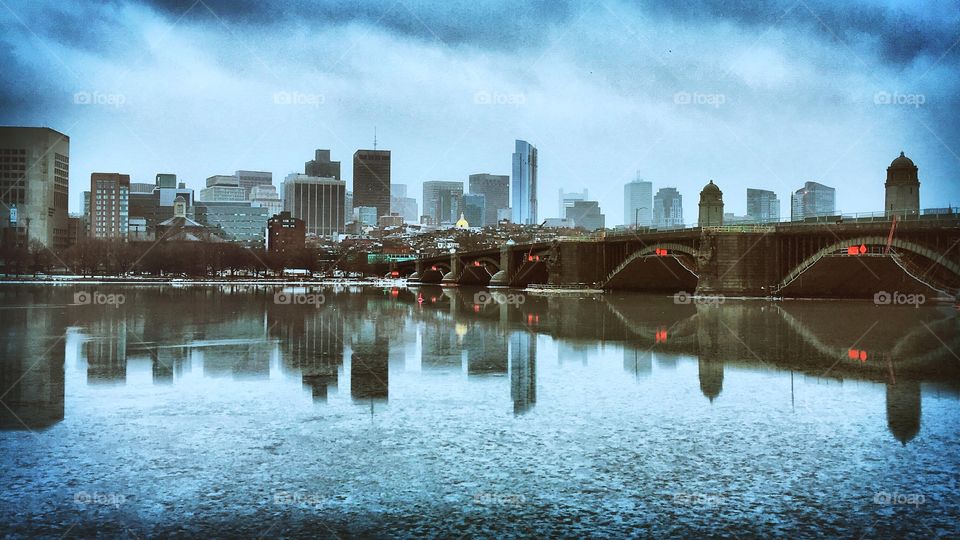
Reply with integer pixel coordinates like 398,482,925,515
0,124,933,256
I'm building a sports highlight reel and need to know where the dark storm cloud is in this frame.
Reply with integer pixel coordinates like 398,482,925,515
139,0,578,49
638,0,960,66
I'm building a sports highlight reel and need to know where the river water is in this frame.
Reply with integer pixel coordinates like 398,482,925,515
1,284,958,538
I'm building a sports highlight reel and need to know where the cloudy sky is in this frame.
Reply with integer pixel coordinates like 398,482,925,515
1,0,958,224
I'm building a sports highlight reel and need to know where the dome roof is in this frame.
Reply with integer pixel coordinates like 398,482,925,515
455,213,469,229
889,151,916,169
700,180,722,199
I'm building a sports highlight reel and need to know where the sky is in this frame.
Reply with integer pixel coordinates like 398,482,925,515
1,0,958,225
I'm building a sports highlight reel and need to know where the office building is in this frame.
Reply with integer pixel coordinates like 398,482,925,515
390,183,419,223
423,181,464,225
791,181,836,220
282,173,346,236
0,127,69,249
305,149,340,179
198,175,246,203
885,152,920,216
463,193,485,228
235,170,273,197
249,184,282,217
344,191,353,221
193,202,269,245
267,211,305,253
624,177,653,227
89,173,130,239
378,213,405,228
654,188,683,228
512,140,537,224
353,149,390,217
746,188,780,223
353,206,378,227
469,173,509,226
565,200,605,231
559,189,588,219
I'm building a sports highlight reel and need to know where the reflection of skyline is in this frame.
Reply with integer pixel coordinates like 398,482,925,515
0,285,953,445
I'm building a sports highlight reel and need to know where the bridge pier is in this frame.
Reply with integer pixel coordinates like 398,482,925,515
489,245,517,287
551,242,606,288
695,230,780,297
408,258,425,282
441,252,460,286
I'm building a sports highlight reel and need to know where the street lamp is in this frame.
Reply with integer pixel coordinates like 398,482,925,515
634,207,648,230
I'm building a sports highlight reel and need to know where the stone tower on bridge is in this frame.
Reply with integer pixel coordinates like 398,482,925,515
885,151,920,217
698,180,724,227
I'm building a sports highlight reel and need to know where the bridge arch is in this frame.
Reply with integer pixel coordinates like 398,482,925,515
603,243,699,290
776,236,960,293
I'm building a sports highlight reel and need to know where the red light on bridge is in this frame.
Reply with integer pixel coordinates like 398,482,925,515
390,288,399,297
655,327,668,343
473,304,481,313
847,246,859,255
390,271,399,277
655,248,669,256
527,313,540,325
474,261,481,267
860,244,867,254
848,349,868,362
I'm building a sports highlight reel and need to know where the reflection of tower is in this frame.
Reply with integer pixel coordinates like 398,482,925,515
695,306,725,402
350,319,388,401
421,319,460,370
623,347,652,378
270,306,344,401
510,332,537,414
152,347,188,384
558,342,591,366
85,317,127,384
0,297,65,430
886,380,921,445
698,358,724,403
465,325,508,375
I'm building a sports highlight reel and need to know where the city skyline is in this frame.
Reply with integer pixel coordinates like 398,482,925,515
2,1,957,225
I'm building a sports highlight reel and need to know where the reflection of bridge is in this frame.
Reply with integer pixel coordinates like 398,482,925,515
392,217,960,298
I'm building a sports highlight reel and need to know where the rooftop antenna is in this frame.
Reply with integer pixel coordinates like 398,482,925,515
374,126,377,151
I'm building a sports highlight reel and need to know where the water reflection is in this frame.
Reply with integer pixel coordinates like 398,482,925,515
0,284,958,446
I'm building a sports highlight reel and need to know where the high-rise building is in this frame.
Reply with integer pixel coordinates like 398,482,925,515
344,191,353,221
0,127,70,249
698,180,724,227
423,181,464,225
512,140,537,225
282,173,346,236
565,200,605,231
353,149,391,218
884,152,920,216
249,184,282,217
791,181,836,221
624,176,653,227
353,206,378,227
305,149,340,179
193,202,269,245
266,211,305,253
390,183,419,223
199,175,246,202
155,173,177,189
235,170,272,198
469,173,509,227
559,189,588,219
90,173,130,239
653,188,683,229
746,188,780,223
463,193,485,228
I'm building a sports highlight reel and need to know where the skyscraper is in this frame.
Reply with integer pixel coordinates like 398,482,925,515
305,150,341,179
90,173,130,239
423,181,464,225
559,189,588,218
235,170,273,198
624,177,653,227
790,181,835,220
282,173,346,236
468,173,509,226
463,193,485,228
653,188,683,229
0,127,70,249
512,140,537,224
390,183,419,223
565,200,605,231
199,175,246,202
353,149,391,218
746,188,780,223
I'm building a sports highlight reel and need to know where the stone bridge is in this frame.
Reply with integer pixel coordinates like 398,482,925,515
390,215,960,299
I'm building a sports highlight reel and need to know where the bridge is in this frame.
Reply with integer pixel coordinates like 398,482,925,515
390,214,960,299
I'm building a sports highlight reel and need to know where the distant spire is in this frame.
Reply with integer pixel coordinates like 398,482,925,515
374,126,377,151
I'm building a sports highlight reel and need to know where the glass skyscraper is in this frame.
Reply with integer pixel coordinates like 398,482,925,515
511,140,537,225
